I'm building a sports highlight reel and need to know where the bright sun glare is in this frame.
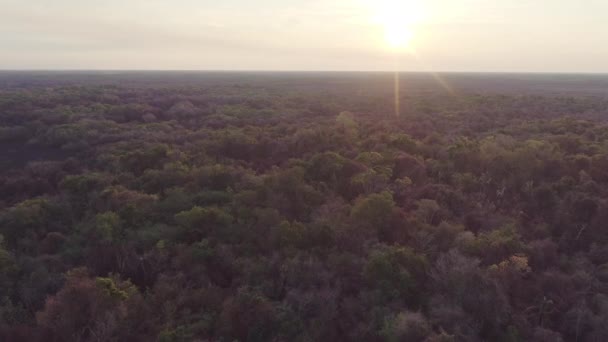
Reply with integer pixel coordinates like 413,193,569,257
371,0,425,49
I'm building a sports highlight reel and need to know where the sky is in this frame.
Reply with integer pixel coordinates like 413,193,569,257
1,0,607,72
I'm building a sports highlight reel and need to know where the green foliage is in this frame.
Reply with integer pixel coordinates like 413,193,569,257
2,76,608,342
463,225,524,265
336,111,359,137
174,206,233,241
388,133,418,153
175,206,233,229
307,151,347,183
61,173,107,198
364,245,428,304
351,191,396,231
95,277,129,300
0,198,54,244
273,220,307,248
92,211,123,242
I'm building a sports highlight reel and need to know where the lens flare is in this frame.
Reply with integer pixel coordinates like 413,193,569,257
368,0,425,49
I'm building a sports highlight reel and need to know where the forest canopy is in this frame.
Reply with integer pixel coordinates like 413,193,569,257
1,72,608,341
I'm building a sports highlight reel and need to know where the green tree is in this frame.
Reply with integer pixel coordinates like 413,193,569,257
364,245,428,305
351,191,396,235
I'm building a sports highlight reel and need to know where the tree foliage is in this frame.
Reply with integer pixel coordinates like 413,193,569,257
1,74,608,341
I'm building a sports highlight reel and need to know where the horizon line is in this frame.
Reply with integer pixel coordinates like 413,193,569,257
1,69,608,75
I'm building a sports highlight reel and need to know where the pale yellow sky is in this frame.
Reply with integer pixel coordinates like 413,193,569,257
1,0,607,72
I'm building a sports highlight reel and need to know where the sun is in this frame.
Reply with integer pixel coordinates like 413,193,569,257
369,0,425,49
384,25,414,48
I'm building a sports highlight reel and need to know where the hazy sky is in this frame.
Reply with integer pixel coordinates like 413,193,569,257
1,0,607,72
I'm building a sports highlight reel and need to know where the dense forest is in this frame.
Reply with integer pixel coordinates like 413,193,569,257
1,72,608,341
